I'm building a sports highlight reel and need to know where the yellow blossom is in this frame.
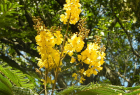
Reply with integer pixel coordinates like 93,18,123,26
92,70,98,75
79,76,85,83
76,42,106,78
77,55,82,61
64,33,84,56
54,31,63,45
35,29,63,70
38,59,44,69
80,68,84,74
34,15,106,87
41,79,45,84
72,73,78,80
60,0,81,24
96,67,103,72
68,51,74,56
70,57,76,63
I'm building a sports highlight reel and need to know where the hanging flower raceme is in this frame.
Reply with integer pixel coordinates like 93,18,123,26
36,30,63,70
63,18,106,83
60,0,82,24
78,42,106,76
33,17,63,71
69,37,106,83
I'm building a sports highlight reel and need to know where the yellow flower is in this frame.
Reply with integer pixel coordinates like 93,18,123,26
75,37,84,52
72,73,78,80
86,69,92,77
83,58,91,64
41,79,45,84
35,29,63,70
68,51,73,56
80,76,85,83
54,31,63,45
60,14,67,24
80,68,84,74
38,59,44,69
64,34,84,55
60,0,81,24
92,70,98,75
77,55,82,61
70,57,76,63
77,42,105,77
96,67,103,71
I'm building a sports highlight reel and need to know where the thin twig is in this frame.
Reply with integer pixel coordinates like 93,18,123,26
39,89,45,95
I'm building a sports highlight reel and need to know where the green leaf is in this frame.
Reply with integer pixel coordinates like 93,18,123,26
0,82,13,95
12,86,38,95
0,4,3,12
0,73,12,89
0,65,21,86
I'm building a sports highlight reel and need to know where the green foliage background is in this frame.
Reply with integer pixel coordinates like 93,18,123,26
0,0,140,94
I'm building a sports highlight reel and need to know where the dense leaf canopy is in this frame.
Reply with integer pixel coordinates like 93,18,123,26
0,0,140,94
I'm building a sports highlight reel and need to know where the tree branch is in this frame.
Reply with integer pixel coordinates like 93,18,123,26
102,64,121,85
0,38,40,57
110,0,140,58
115,16,140,58
0,52,26,73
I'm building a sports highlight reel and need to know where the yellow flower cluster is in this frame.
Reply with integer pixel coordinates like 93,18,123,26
72,73,78,80
33,0,106,92
33,16,105,85
64,33,84,56
34,25,63,70
71,42,105,83
78,43,105,77
36,30,63,70
60,0,81,24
